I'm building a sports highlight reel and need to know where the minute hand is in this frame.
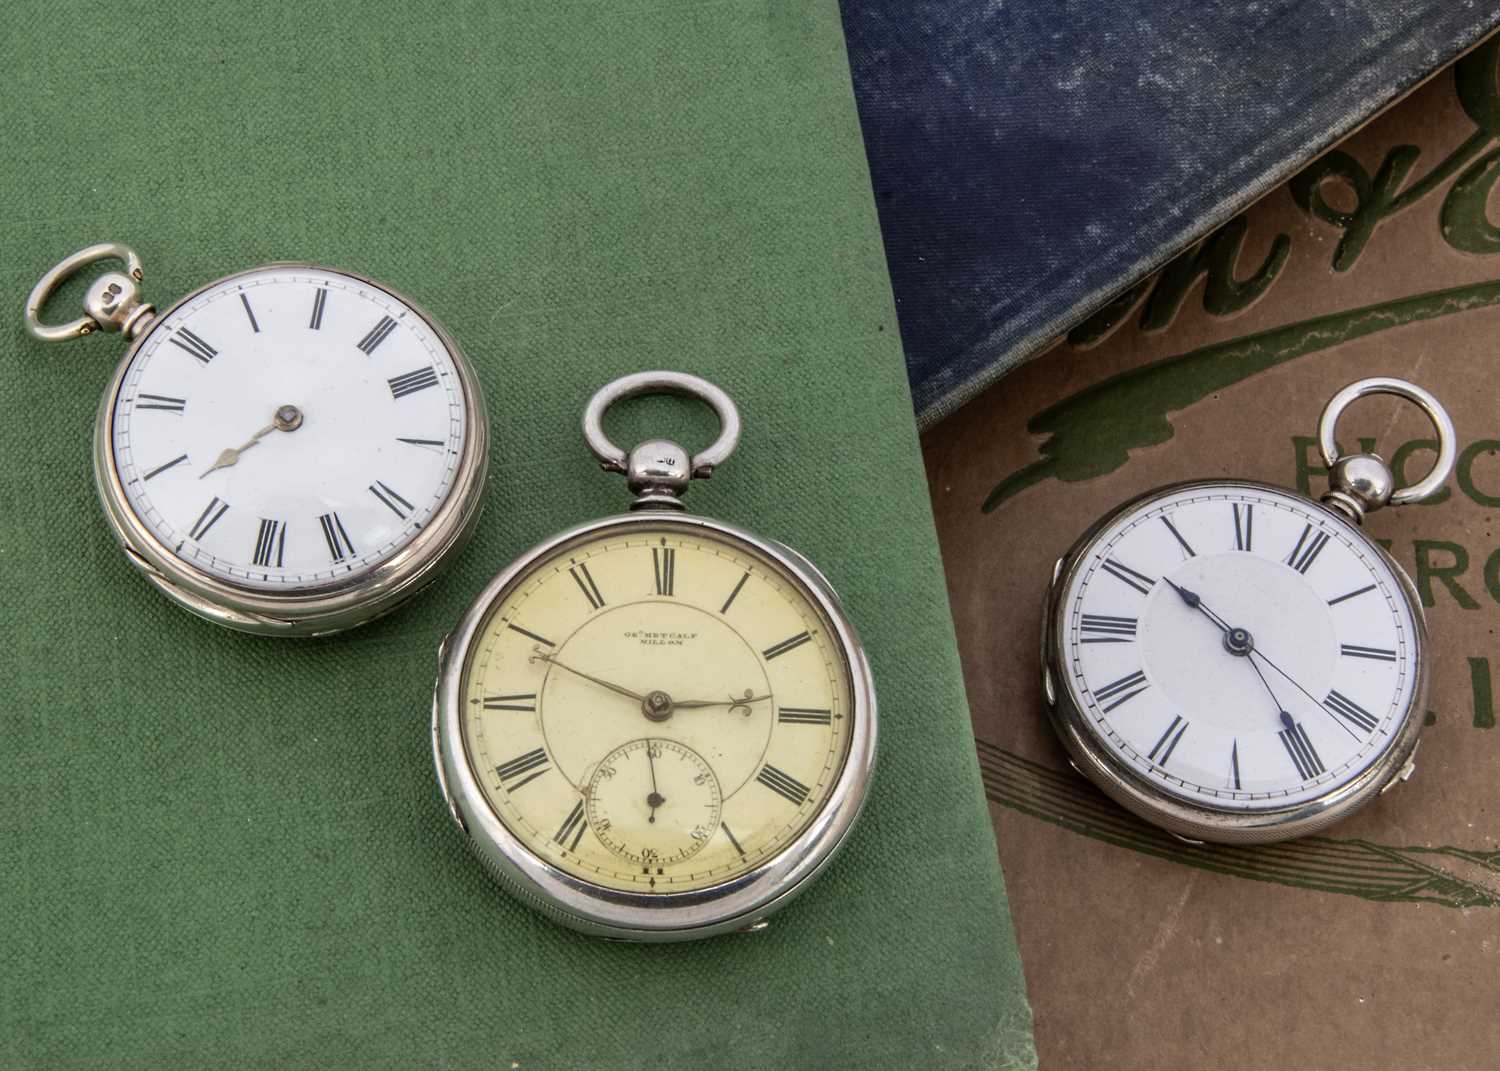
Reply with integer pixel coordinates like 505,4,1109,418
1252,646,1358,740
530,649,645,702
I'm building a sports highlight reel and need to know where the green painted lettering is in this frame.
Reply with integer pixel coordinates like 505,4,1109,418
1439,147,1500,253
1290,39,1500,271
1292,434,1375,497
1413,540,1479,609
1068,216,1288,348
1457,439,1500,508
1483,546,1500,603
1470,657,1495,730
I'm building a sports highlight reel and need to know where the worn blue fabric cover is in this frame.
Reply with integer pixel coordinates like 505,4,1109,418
839,0,1500,424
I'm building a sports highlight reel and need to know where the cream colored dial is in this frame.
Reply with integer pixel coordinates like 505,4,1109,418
459,523,854,894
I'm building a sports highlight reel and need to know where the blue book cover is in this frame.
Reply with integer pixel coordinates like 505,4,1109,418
840,1,1500,424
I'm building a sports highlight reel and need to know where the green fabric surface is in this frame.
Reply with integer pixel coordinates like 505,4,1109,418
0,3,1033,1068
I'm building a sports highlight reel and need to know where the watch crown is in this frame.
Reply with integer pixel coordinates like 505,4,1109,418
625,438,691,510
83,270,155,339
1323,453,1396,524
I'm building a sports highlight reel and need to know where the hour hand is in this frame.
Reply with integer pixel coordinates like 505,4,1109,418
1166,579,1234,633
1165,578,1202,609
199,405,303,478
199,445,248,478
673,690,772,712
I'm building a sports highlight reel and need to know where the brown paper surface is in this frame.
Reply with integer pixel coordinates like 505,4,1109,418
925,42,1500,1071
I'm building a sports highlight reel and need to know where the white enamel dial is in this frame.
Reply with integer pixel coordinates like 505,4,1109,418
1058,484,1420,811
110,267,467,591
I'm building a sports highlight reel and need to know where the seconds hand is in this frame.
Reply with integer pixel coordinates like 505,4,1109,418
644,741,664,824
1164,579,1359,741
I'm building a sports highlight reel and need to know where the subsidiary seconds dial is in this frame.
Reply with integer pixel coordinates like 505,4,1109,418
586,739,723,866
1058,484,1420,811
110,266,468,590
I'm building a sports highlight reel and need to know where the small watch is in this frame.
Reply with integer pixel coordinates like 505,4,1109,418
1042,378,1455,844
24,242,488,636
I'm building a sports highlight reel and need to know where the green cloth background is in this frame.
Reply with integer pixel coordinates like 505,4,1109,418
1,3,1033,1068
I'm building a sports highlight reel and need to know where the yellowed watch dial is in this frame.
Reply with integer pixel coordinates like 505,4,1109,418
460,522,854,894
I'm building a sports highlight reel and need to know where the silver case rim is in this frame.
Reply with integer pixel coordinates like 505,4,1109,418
92,263,490,637
1041,478,1428,845
433,510,878,940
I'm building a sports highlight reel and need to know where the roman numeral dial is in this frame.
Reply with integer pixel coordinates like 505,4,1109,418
388,366,439,399
459,525,855,896
762,631,812,661
188,496,229,540
1278,720,1325,780
1232,503,1253,551
251,518,286,568
1100,558,1154,595
111,268,470,593
134,393,186,413
168,327,218,364
755,764,810,806
1286,524,1331,574
553,801,587,852
356,315,398,355
653,546,676,596
369,480,415,519
1079,614,1136,643
569,563,604,610
1147,716,1189,766
318,512,356,563
495,748,551,792
308,287,328,329
1093,670,1148,712
1059,484,1419,814
482,693,537,712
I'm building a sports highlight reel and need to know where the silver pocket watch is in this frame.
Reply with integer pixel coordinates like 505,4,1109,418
24,243,489,636
1042,378,1456,844
432,372,877,940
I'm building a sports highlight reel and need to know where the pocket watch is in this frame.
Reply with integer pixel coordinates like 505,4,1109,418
432,372,877,940
1042,378,1456,844
24,242,488,636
